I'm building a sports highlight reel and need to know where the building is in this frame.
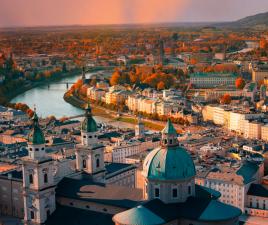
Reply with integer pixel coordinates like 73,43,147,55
244,121,264,139
22,112,56,224
200,161,264,213
190,72,238,88
245,183,268,217
252,66,268,83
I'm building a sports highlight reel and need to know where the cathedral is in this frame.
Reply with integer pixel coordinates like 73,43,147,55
19,105,241,225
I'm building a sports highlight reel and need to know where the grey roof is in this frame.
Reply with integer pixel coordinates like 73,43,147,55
56,177,143,209
247,183,268,197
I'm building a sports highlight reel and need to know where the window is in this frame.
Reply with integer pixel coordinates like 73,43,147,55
96,158,100,168
44,173,48,183
29,174,33,184
155,188,160,198
35,148,39,151
46,210,50,218
30,211,34,219
86,205,90,209
169,139,173,145
164,139,167,144
83,160,87,168
188,186,191,195
172,188,178,198
41,148,45,151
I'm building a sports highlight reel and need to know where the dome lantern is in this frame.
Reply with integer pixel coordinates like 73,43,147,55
161,119,178,147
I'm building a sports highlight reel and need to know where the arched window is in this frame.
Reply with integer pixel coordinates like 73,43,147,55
155,188,160,198
188,186,191,195
83,159,87,168
44,173,48,183
172,188,178,198
169,139,173,145
96,158,100,168
29,174,33,184
30,211,35,219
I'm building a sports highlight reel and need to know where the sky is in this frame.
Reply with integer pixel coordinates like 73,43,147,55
1,0,268,27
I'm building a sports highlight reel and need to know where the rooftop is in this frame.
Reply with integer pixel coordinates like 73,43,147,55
56,177,143,209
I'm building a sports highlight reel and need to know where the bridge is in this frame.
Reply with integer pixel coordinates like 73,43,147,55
47,82,76,89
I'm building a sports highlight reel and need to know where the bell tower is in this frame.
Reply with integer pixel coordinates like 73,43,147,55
135,115,145,138
75,103,105,182
22,111,56,224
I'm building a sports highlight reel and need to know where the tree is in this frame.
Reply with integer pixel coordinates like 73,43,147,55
110,71,121,86
157,81,165,90
235,77,246,89
220,94,231,104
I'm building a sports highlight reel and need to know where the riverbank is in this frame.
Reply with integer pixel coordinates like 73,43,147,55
3,67,108,104
64,93,169,131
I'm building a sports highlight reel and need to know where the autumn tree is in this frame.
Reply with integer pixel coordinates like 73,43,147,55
157,81,165,90
110,71,121,86
220,94,231,104
235,77,246,89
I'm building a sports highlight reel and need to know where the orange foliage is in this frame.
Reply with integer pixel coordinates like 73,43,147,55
157,81,165,90
235,77,246,89
220,94,231,104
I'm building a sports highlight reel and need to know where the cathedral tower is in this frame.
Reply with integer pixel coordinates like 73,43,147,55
75,103,105,182
22,112,56,224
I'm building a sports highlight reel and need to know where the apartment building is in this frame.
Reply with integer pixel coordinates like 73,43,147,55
190,72,238,88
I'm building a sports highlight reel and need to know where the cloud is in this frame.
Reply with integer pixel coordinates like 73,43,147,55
0,0,268,27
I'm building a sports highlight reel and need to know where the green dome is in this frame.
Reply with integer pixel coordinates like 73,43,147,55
81,102,97,133
143,146,196,180
28,113,45,145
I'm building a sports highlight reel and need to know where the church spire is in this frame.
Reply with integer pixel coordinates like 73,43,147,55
161,119,178,147
28,109,45,145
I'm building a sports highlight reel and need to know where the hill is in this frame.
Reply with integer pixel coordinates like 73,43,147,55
216,12,268,28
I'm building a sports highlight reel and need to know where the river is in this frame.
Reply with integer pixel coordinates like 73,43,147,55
11,72,135,129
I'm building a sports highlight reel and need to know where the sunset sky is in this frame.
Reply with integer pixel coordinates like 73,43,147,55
1,0,268,27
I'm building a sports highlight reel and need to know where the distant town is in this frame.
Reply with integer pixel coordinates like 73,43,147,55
1,10,268,225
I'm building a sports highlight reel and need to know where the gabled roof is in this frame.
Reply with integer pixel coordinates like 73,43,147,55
236,162,259,184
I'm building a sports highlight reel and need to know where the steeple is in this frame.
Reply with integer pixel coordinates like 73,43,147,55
28,111,45,145
135,115,145,138
76,102,105,182
161,119,178,147
81,102,97,134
